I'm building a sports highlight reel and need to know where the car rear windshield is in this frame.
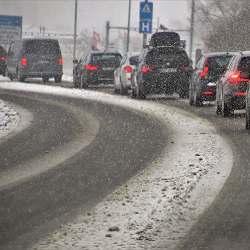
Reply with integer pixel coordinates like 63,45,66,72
207,55,232,72
91,54,121,66
146,48,189,66
238,56,250,79
24,40,60,55
0,46,6,56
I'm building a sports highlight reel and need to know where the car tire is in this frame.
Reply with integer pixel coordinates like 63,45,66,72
17,68,25,82
189,90,194,105
222,97,231,117
246,106,250,130
54,75,62,83
120,82,128,95
216,101,222,115
6,68,13,81
135,83,146,100
194,92,202,106
42,76,49,83
131,88,136,99
80,76,88,89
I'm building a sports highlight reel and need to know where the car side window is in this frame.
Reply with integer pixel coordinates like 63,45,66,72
120,55,127,66
196,56,205,69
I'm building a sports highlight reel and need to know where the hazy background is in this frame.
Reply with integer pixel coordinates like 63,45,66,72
0,0,190,36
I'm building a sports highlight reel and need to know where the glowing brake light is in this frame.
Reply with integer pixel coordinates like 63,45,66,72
199,66,209,79
58,57,64,65
0,56,6,61
21,57,27,66
85,64,97,71
141,65,152,74
227,71,249,84
123,65,133,73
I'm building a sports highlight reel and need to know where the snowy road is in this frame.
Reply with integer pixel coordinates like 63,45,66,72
0,80,233,250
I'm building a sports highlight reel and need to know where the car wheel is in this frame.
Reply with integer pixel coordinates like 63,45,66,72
246,106,250,130
131,88,136,99
17,68,25,82
80,75,88,89
120,81,128,95
194,91,202,106
54,75,62,83
135,83,146,100
6,68,13,81
222,96,231,117
189,89,194,105
42,76,49,83
216,100,222,115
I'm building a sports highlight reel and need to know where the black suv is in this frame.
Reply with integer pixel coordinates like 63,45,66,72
6,38,63,83
132,46,192,99
217,51,250,117
0,45,7,76
73,51,122,88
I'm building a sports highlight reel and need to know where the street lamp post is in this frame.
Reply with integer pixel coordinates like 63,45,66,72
126,0,132,52
73,0,78,60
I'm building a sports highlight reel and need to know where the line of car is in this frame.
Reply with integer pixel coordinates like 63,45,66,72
1,32,249,130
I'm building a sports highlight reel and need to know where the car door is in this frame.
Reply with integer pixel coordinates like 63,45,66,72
119,55,128,87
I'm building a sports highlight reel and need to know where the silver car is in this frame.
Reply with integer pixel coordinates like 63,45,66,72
114,53,139,95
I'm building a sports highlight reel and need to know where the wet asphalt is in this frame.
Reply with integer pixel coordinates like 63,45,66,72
1,79,250,250
0,88,167,249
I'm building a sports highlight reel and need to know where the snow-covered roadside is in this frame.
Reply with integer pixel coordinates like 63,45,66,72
0,99,20,139
0,81,233,250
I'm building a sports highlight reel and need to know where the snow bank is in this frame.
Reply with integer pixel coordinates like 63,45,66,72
0,99,20,139
0,80,233,250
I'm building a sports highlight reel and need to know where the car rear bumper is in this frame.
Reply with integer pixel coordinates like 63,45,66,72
225,94,246,110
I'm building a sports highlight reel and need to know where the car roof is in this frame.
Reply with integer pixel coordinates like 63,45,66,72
240,51,250,56
22,38,59,42
205,52,239,58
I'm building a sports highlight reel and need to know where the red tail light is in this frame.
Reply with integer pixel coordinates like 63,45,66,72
0,56,6,61
199,66,209,79
141,65,152,74
85,64,97,71
227,71,249,84
123,65,133,73
58,57,64,65
21,57,27,66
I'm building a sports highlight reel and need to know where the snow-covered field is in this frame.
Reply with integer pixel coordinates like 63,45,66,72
0,80,233,250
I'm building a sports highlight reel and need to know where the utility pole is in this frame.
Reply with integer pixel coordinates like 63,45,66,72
189,0,195,59
126,0,132,52
73,0,78,60
105,21,110,50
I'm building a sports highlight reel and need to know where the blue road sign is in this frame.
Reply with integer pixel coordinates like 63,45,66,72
0,15,22,27
139,1,153,33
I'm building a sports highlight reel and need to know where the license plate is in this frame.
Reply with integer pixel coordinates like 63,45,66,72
159,68,177,73
102,67,113,71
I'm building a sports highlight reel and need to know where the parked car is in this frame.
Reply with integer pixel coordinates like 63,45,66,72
6,38,63,83
189,52,235,106
73,51,122,88
114,53,139,95
131,46,192,99
216,51,250,117
0,45,7,76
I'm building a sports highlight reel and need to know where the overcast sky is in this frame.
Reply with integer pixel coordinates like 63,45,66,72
0,0,190,36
